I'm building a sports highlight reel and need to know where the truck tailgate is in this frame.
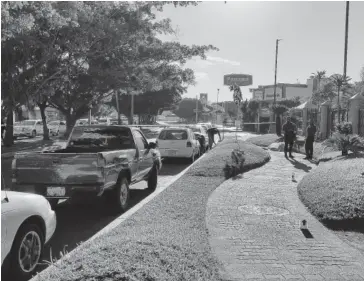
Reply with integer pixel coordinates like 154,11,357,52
13,152,102,185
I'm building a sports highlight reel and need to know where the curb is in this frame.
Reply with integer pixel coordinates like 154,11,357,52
30,149,210,281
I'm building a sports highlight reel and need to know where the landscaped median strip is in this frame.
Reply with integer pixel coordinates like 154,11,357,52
31,136,270,281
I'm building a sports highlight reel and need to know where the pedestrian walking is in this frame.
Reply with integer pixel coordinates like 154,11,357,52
282,116,297,158
207,126,221,150
304,120,317,160
195,133,206,154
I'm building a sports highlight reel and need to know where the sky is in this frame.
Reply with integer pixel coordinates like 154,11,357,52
156,1,364,103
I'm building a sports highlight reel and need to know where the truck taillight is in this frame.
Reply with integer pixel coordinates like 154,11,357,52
11,159,17,180
186,141,192,147
97,154,106,167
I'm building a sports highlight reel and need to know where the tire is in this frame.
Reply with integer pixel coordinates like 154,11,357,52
31,130,36,138
47,199,59,210
9,223,44,281
147,165,158,191
109,177,130,212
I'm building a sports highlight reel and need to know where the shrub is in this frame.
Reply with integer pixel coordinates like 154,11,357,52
335,122,353,135
324,133,364,156
223,149,246,179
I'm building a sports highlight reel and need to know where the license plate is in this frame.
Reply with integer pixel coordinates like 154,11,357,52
47,187,66,197
167,150,177,156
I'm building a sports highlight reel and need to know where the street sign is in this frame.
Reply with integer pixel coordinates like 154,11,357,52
224,74,253,86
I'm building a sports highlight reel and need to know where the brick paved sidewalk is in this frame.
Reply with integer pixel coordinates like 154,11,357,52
206,151,364,281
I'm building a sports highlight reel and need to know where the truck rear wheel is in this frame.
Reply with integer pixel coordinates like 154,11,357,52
109,177,130,212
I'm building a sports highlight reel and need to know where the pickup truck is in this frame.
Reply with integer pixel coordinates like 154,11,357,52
11,125,162,211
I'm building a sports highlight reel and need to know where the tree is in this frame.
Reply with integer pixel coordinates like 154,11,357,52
2,1,218,140
278,97,301,109
110,87,183,124
330,74,351,123
173,98,203,123
311,70,327,90
312,81,336,105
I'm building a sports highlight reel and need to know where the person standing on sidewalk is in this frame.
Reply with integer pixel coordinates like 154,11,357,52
304,120,317,160
282,116,297,158
207,126,221,150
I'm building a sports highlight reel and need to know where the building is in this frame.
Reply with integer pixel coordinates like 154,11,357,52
250,78,317,102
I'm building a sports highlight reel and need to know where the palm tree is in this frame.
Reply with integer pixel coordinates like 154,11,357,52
330,74,351,123
229,84,242,120
311,70,327,91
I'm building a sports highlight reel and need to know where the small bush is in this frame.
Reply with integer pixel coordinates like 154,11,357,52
336,122,353,135
223,149,246,179
324,133,364,155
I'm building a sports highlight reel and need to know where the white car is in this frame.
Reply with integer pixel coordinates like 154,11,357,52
1,189,57,280
48,120,66,136
13,120,44,139
156,127,200,162
97,117,111,125
76,119,98,126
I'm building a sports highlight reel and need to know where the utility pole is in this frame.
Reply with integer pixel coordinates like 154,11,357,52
195,95,198,124
216,88,220,125
273,39,282,106
339,1,350,123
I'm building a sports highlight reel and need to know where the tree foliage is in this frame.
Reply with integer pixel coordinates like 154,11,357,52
173,98,203,122
1,1,218,141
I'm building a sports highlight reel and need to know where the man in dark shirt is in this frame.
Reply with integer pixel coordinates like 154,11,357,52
207,126,221,150
304,120,317,160
282,117,297,158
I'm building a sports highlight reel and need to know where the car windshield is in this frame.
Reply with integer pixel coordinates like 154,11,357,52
98,119,108,123
19,120,36,126
158,129,188,140
48,121,59,125
69,126,135,150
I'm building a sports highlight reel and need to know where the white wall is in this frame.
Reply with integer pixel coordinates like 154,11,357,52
285,86,312,100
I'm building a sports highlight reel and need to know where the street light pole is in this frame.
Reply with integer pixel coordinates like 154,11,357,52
343,1,349,78
195,95,198,124
273,39,282,105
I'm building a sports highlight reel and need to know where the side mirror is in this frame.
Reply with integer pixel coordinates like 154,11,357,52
148,142,157,149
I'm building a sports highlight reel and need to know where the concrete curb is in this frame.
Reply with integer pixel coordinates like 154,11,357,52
30,148,212,281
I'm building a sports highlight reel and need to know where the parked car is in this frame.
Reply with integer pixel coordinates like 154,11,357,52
13,120,43,139
48,120,66,136
1,187,56,280
11,125,162,211
97,117,112,125
156,127,200,162
76,119,98,126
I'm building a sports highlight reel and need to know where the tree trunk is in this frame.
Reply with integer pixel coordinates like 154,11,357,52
64,114,77,139
4,110,14,147
38,102,50,141
276,115,282,136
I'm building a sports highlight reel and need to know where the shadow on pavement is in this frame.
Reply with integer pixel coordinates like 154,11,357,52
287,157,312,173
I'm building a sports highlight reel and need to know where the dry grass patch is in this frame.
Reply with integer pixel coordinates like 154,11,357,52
246,134,281,147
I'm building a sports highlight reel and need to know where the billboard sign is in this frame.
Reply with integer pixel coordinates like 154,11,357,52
253,90,264,100
200,93,208,106
264,87,283,101
224,74,253,86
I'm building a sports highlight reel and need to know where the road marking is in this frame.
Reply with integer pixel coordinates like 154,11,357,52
30,152,207,280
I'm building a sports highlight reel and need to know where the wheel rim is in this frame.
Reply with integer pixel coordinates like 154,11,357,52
18,231,41,273
119,182,128,206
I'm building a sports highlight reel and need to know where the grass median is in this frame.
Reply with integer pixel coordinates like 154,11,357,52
34,137,270,281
